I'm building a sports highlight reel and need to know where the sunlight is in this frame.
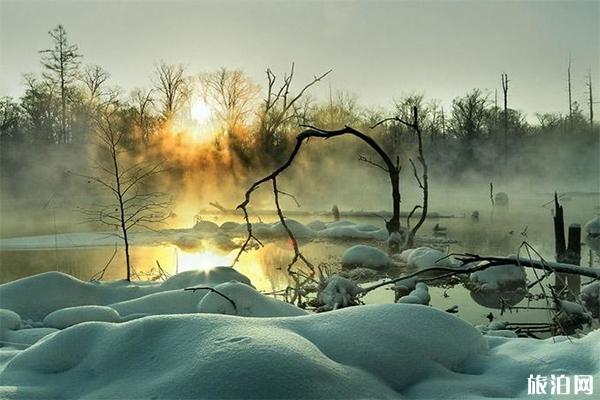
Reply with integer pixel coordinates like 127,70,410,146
190,97,211,124
176,248,236,273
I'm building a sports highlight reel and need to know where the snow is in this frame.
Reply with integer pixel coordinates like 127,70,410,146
469,263,527,291
0,310,21,331
1,269,600,399
197,281,308,317
0,305,488,399
341,245,392,269
316,276,364,310
396,282,430,305
404,247,459,270
270,219,314,239
584,216,600,236
0,267,251,321
581,281,600,317
43,306,121,329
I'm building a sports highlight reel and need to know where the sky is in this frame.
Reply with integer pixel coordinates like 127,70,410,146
1,0,599,117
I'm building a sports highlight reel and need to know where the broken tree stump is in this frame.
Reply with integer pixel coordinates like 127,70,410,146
553,193,582,298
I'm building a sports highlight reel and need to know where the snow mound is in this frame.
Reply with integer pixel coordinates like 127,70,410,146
43,306,120,329
0,267,251,321
396,282,430,305
405,247,458,270
197,281,308,317
581,281,600,318
109,289,204,316
306,220,327,231
469,263,527,291
584,216,600,236
317,276,364,310
270,219,314,239
0,305,487,399
341,245,392,269
0,310,21,331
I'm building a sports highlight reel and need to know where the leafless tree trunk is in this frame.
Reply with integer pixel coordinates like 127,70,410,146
586,70,595,132
568,56,573,129
74,103,170,281
501,73,509,168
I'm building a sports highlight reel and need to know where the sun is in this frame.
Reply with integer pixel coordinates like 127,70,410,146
190,97,211,124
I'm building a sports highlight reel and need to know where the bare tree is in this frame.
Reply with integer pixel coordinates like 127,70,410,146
198,68,259,133
154,62,189,120
39,25,82,144
568,56,573,129
257,63,331,154
131,88,156,144
585,70,595,132
501,73,509,167
81,64,110,105
75,102,170,281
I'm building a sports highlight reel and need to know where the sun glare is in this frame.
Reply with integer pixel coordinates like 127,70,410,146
190,98,211,124
176,249,236,273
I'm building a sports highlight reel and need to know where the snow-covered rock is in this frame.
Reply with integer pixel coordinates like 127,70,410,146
43,306,121,329
306,220,327,231
396,282,430,305
192,220,219,233
317,276,364,310
341,245,392,269
197,281,308,317
405,247,458,270
581,281,600,318
469,263,527,291
270,219,314,239
584,216,600,236
109,289,205,316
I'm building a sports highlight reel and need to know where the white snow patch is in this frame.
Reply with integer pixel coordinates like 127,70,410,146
341,245,392,269
197,281,308,317
43,306,120,329
469,263,527,291
396,282,430,305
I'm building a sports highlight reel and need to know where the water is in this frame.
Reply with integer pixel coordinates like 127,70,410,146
1,192,598,330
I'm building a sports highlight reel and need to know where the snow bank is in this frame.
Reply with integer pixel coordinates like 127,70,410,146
0,310,21,331
469,263,527,291
197,281,308,317
270,219,314,239
341,245,392,269
43,306,120,329
0,305,487,399
0,267,251,321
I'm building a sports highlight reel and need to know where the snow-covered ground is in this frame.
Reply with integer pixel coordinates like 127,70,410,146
1,269,599,399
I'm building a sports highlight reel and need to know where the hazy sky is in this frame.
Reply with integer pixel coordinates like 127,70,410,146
1,0,598,116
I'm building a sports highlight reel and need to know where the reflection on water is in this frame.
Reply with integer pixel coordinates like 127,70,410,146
1,193,598,329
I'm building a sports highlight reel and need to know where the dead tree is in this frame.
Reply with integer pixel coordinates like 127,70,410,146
257,63,331,155
586,70,595,132
501,73,509,168
373,106,428,248
75,103,170,281
568,56,573,129
81,65,110,106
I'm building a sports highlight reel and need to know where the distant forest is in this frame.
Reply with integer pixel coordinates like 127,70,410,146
1,25,598,204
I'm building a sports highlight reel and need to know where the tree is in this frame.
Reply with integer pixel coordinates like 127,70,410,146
449,89,489,142
81,64,110,106
501,73,509,167
76,101,171,281
255,63,331,161
585,70,595,132
199,68,259,134
39,25,82,144
0,97,23,141
21,74,61,144
154,62,189,121
131,88,156,145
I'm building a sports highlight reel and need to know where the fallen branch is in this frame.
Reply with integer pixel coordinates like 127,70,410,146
184,286,237,311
